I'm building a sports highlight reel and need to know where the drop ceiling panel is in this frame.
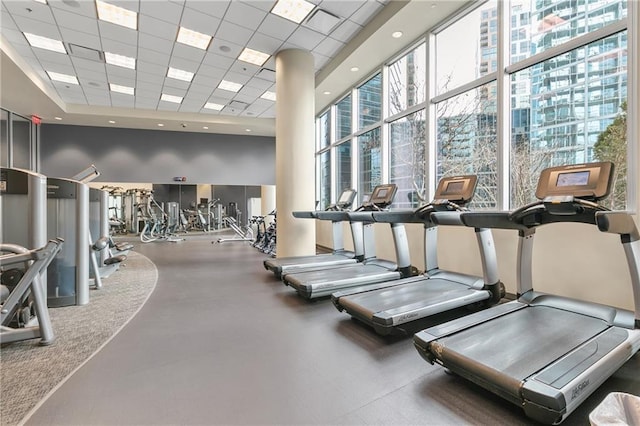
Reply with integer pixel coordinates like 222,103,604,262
160,86,186,97
238,1,273,13
314,37,345,57
138,14,179,41
2,28,29,47
111,94,135,108
137,47,170,66
76,68,108,82
245,77,273,90
87,97,112,107
286,27,325,50
210,89,235,101
247,32,282,55
260,105,275,118
214,21,254,47
311,51,331,70
163,77,190,91
350,1,383,25
183,90,209,103
135,87,161,98
137,61,169,76
168,57,199,73
157,102,180,111
61,28,102,51
184,1,230,19
138,33,174,55
12,15,61,39
49,1,98,19
52,8,99,35
228,60,260,77
135,97,159,108
101,37,137,57
139,1,183,25
98,21,137,45
223,2,267,31
80,85,108,95
257,14,298,42
231,93,258,105
136,73,165,85
238,85,263,98
222,71,250,85
109,1,140,12
331,19,362,42
179,6,221,36
171,43,206,63
1,10,18,31
318,1,364,18
202,51,235,69
3,2,54,24
40,61,75,75
192,64,225,82
178,101,203,112
35,50,72,66
105,64,136,80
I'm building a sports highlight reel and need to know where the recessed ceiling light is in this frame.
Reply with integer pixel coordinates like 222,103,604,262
47,71,78,85
260,91,276,101
431,3,437,8
108,120,116,124
218,80,242,92
157,123,164,127
34,0,48,4
167,67,194,82
219,45,231,53
104,52,135,69
204,102,224,111
271,0,315,24
96,0,137,30
350,67,359,72
54,117,62,120
245,129,251,132
392,31,403,38
323,91,331,95
203,126,209,130
160,93,183,104
24,33,66,54
177,26,212,50
238,47,270,66
109,83,134,95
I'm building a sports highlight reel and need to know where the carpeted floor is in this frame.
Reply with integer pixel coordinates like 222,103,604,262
0,251,157,426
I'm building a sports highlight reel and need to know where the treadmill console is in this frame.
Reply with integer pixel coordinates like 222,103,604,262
433,175,477,204
365,184,397,209
536,162,614,201
335,189,357,210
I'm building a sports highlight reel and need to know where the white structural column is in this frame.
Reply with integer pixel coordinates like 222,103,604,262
261,185,276,226
275,49,316,257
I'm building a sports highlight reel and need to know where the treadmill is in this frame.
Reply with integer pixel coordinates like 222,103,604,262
414,162,640,424
332,175,504,335
283,183,418,299
263,189,360,278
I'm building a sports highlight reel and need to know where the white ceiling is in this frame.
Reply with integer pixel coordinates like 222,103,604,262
0,0,467,136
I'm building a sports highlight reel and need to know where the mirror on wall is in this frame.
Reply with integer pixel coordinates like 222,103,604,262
92,183,262,234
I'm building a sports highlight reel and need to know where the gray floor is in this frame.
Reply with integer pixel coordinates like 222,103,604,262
26,235,640,425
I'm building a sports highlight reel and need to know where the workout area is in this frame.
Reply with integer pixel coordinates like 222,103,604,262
1,0,639,425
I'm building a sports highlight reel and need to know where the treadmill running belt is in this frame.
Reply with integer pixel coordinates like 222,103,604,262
438,306,609,382
339,278,483,320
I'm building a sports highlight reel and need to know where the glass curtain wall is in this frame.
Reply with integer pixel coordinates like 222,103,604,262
1,109,39,171
315,0,630,211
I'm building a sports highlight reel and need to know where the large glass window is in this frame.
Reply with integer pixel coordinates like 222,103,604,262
336,95,352,139
358,127,381,204
388,43,426,116
335,141,352,197
318,150,331,209
436,1,498,93
358,73,382,129
11,115,31,170
390,110,426,208
436,82,498,209
510,31,627,208
511,0,627,64
318,111,330,150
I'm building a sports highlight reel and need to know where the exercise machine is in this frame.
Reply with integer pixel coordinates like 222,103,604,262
283,184,419,299
263,189,358,278
332,175,504,335
1,240,63,345
414,162,640,424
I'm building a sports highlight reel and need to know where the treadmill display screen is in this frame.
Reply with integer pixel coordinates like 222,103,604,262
338,190,355,204
443,181,464,195
376,188,388,198
557,171,590,187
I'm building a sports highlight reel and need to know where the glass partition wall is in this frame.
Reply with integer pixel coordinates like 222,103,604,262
315,0,632,211
1,109,40,172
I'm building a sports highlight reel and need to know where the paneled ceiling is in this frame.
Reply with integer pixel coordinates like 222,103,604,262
0,0,467,136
